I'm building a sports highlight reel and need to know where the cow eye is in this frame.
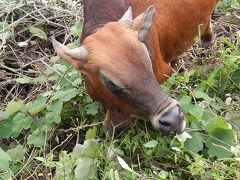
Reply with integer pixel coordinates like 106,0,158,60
102,76,125,96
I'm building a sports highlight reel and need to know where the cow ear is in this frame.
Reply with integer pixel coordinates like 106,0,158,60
138,5,156,42
52,36,87,70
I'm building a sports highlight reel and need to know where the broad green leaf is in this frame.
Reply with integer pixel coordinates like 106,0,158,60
84,95,93,104
11,162,24,175
52,88,78,102
27,129,46,148
49,56,60,63
201,110,214,127
0,119,13,138
0,111,8,120
206,116,229,133
55,151,75,180
72,78,83,87
29,26,47,40
61,101,75,119
0,147,12,171
193,90,215,102
206,128,233,158
85,102,99,115
15,76,31,84
7,145,25,164
42,91,52,97
12,113,33,136
185,132,204,153
75,157,97,180
47,99,63,114
189,105,205,120
231,69,240,86
179,95,192,113
70,21,83,37
44,112,61,124
158,170,169,179
53,64,68,73
143,140,158,148
32,75,48,84
7,100,24,115
43,99,63,124
175,131,192,142
73,140,98,159
28,96,47,115
85,128,96,140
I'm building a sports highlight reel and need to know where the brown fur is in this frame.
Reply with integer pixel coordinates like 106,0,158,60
80,0,127,42
53,0,218,133
127,0,218,82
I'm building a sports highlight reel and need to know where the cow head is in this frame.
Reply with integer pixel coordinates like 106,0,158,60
52,5,186,135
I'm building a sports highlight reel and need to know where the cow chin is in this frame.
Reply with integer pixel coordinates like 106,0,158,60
151,100,186,135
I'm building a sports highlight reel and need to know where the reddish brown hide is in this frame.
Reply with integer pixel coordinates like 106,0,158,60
127,0,218,83
52,0,218,135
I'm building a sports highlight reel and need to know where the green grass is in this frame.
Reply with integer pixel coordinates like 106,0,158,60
0,0,240,179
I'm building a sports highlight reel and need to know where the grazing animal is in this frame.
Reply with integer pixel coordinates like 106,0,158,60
52,0,218,135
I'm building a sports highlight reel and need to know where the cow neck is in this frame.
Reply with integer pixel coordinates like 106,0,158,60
80,0,127,43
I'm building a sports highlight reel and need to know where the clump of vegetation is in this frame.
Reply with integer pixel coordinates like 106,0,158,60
0,0,240,179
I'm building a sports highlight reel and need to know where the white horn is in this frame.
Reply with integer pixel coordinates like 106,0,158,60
64,46,88,61
119,6,133,27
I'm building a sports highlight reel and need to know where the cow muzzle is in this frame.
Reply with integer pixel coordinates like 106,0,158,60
151,102,186,135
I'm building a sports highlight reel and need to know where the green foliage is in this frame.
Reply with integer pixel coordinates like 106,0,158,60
0,148,12,171
15,76,32,84
0,0,239,179
185,132,204,153
70,21,84,37
75,157,97,180
6,100,24,115
12,113,33,136
29,26,47,40
143,140,158,148
28,96,47,115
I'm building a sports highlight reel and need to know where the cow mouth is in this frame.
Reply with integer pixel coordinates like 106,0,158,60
151,100,186,135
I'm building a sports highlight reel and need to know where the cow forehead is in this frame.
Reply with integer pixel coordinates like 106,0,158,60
83,24,149,63
84,22,138,48
82,22,154,80
84,39,151,73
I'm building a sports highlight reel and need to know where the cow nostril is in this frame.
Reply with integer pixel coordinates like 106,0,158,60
159,121,170,127
158,104,185,134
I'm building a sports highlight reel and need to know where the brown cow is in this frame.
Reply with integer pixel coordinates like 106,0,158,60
52,0,218,135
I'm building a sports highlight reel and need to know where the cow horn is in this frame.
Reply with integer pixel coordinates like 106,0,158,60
119,6,133,27
52,36,87,69
64,46,88,61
